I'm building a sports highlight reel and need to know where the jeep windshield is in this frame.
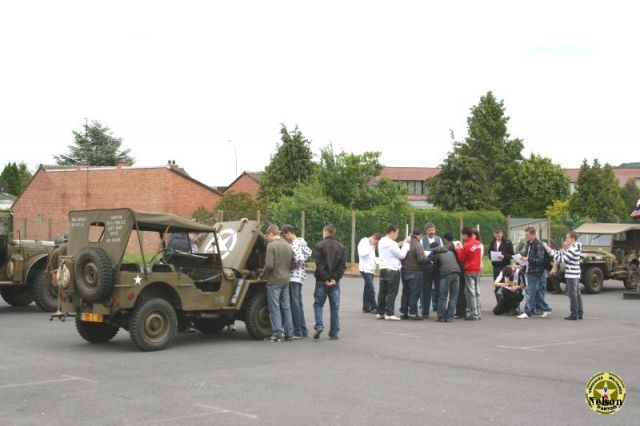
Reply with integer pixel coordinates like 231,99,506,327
578,233,612,247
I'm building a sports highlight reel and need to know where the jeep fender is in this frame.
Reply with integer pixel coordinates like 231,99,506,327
24,253,48,282
236,280,265,313
136,282,182,311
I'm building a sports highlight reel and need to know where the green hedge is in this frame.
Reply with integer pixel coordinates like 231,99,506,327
267,201,507,261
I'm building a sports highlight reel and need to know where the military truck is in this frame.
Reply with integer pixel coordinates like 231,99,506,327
0,210,57,311
56,208,272,351
573,223,640,293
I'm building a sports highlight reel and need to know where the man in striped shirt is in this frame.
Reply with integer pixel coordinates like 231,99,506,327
546,230,583,320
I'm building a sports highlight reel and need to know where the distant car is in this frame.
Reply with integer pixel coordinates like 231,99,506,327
572,223,640,293
57,208,271,351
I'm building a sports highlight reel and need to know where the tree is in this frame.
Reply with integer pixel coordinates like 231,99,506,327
502,155,570,217
569,159,627,222
0,162,32,196
259,125,315,203
620,178,640,213
213,191,267,221
317,145,405,210
426,153,495,211
54,121,134,166
454,91,524,210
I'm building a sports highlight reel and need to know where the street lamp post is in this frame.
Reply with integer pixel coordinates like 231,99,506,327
228,140,238,178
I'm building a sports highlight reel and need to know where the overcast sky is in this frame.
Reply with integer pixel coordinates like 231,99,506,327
2,1,638,187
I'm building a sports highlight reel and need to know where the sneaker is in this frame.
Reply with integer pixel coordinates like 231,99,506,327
313,329,323,340
400,314,409,320
264,336,283,342
517,313,529,319
291,336,303,340
564,315,577,320
384,315,401,321
541,311,550,318
329,336,339,340
464,316,478,321
408,315,424,321
284,336,293,342
376,314,384,319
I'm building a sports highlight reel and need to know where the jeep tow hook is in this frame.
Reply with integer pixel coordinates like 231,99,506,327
50,311,75,322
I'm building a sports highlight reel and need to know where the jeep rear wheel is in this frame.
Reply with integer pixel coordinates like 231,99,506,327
0,286,34,307
74,246,114,303
244,290,272,339
624,263,639,290
75,315,119,343
193,318,228,334
32,271,58,312
583,266,604,294
129,298,177,351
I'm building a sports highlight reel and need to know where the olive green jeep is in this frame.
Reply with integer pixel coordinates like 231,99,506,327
56,208,271,351
573,223,640,293
0,210,58,311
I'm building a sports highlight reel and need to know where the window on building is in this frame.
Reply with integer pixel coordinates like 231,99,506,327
405,180,425,195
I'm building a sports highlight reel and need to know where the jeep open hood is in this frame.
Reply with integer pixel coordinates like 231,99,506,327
576,223,640,234
198,219,265,273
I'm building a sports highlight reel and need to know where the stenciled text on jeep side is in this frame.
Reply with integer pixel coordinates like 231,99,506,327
57,208,271,351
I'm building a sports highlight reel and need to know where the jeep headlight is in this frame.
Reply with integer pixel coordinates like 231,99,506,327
5,260,14,279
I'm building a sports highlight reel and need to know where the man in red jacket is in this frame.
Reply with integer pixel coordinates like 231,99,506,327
455,226,483,320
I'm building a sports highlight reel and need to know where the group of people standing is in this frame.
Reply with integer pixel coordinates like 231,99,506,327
359,224,585,323
259,223,346,342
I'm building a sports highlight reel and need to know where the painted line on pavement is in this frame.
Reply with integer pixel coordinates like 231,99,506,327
0,374,95,390
140,404,258,424
380,331,422,338
498,332,640,352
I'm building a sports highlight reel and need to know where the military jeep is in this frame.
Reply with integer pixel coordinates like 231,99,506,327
57,208,271,351
0,210,57,311
573,223,640,293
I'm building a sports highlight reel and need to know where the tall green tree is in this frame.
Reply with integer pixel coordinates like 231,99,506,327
502,155,570,217
426,153,495,211
317,145,405,209
259,124,315,203
569,159,627,222
54,121,134,166
213,191,267,221
454,91,524,210
0,162,32,196
620,178,640,213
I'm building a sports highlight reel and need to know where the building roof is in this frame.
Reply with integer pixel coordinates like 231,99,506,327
379,167,441,181
224,171,263,194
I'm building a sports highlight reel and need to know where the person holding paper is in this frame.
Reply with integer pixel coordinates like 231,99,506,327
517,226,552,319
488,228,514,301
358,232,381,314
377,224,410,320
493,266,525,315
455,227,483,320
400,227,428,320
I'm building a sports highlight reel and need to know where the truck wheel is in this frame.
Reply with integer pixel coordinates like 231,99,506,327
32,271,58,312
624,263,639,289
193,318,228,334
0,286,34,307
74,246,114,303
75,315,119,343
244,290,272,339
583,267,604,294
129,298,177,351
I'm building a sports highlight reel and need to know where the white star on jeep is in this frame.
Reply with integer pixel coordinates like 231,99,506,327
134,275,142,285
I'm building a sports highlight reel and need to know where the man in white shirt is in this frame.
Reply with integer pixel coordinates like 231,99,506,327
281,224,313,337
377,225,410,320
358,233,380,313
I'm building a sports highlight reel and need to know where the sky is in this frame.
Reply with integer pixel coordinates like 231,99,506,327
1,0,638,187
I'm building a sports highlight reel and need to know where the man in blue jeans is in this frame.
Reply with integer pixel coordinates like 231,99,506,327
313,224,347,340
260,224,295,342
518,226,552,319
281,224,312,338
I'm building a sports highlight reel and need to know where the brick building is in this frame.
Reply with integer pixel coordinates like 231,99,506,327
223,171,263,197
12,162,222,242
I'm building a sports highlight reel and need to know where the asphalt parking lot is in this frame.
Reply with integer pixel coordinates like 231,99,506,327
1,276,638,425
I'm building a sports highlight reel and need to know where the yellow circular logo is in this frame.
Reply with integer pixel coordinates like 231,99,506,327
585,371,626,414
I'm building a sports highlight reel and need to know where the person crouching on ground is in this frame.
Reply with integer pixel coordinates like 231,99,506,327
400,227,427,320
313,225,347,340
260,224,295,342
493,266,525,316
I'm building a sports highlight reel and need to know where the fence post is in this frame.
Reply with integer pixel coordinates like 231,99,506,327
410,211,415,233
350,210,356,264
507,215,512,239
547,216,551,244
217,210,224,222
301,210,306,240
256,209,261,225
459,215,463,237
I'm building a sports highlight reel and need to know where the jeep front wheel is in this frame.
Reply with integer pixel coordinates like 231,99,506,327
32,271,58,312
75,316,119,343
244,290,272,339
0,286,34,307
624,263,639,289
129,298,177,351
583,266,604,294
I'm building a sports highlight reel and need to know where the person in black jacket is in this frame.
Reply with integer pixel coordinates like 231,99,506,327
313,224,347,340
487,228,514,301
518,226,552,319
430,242,461,322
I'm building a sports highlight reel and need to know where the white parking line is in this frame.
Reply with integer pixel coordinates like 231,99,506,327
498,332,640,353
380,331,421,338
194,404,258,419
0,374,95,390
142,404,258,423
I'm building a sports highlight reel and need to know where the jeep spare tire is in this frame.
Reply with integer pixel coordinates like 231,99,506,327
74,246,114,303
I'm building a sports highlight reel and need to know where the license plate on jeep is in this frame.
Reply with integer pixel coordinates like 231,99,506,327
81,312,103,323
